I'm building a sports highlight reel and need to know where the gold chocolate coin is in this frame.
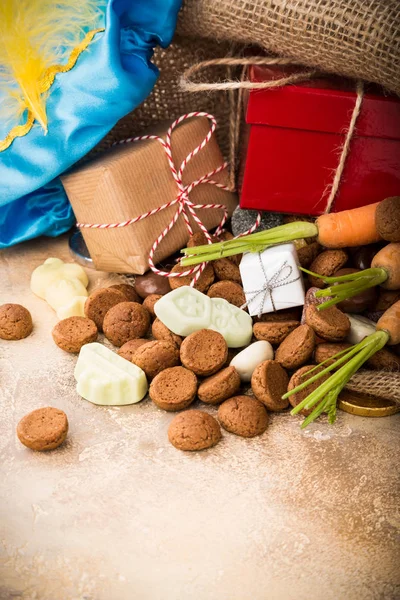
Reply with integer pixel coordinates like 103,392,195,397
338,390,400,418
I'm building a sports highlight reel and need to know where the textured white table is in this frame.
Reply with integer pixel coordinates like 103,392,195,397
1,235,399,600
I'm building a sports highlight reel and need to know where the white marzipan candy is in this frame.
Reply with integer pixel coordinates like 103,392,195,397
230,341,274,382
45,278,88,311
346,314,376,345
31,257,88,299
74,343,148,406
56,296,87,320
154,286,253,348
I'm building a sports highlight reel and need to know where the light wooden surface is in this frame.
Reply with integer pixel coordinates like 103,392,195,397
0,235,399,600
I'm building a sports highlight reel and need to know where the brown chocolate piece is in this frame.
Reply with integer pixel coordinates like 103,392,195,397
103,302,150,346
314,343,352,367
117,339,149,361
17,407,68,451
297,242,320,268
305,305,350,341
375,289,400,312
134,271,172,299
150,366,197,411
218,395,268,438
334,268,377,313
367,348,400,371
213,258,242,284
0,303,33,340
152,318,182,348
207,281,246,307
375,196,400,242
109,283,141,303
198,366,241,405
251,360,289,411
275,324,315,369
142,294,162,318
169,263,215,293
308,250,348,288
168,410,221,451
84,288,125,331
180,329,228,376
350,244,381,271
253,320,300,345
132,340,180,379
288,365,329,416
52,316,98,353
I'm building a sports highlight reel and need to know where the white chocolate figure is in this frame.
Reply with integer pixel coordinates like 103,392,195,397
74,343,148,406
31,257,89,319
154,286,253,348
56,296,87,320
31,258,88,298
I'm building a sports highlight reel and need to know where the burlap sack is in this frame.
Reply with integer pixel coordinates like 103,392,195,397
346,370,400,405
177,0,400,96
89,36,232,159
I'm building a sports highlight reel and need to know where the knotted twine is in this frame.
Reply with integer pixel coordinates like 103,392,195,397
241,254,301,317
77,112,257,284
181,56,364,212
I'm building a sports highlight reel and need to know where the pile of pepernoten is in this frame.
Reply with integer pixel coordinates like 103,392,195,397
2,197,400,453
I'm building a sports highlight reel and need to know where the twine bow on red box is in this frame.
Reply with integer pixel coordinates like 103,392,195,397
77,112,249,285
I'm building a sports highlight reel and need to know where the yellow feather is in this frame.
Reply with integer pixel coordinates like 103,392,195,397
0,0,106,132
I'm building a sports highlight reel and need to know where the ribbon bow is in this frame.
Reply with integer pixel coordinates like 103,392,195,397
77,112,234,285
242,254,300,317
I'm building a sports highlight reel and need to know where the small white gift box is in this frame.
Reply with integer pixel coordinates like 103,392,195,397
239,243,305,317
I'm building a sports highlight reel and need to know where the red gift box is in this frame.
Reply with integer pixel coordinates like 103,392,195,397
239,66,400,215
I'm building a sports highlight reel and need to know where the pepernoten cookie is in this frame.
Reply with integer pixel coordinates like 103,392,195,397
109,283,141,303
131,340,180,379
251,360,289,411
218,395,268,438
305,305,350,342
168,410,221,451
207,281,246,307
17,407,68,451
168,263,215,293
180,329,228,376
275,324,315,369
198,366,241,405
143,294,162,318
103,301,150,346
52,316,98,353
213,258,242,284
150,366,197,411
0,303,33,340
118,339,149,361
253,321,300,345
152,318,182,348
308,249,348,288
84,288,125,331
287,366,329,416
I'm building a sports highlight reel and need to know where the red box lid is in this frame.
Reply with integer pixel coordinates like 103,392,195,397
246,66,400,141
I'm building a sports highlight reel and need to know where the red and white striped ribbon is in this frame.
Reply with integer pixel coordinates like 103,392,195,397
77,112,262,283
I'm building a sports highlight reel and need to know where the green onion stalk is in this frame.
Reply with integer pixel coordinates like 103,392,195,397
300,267,388,311
282,330,389,429
180,222,318,266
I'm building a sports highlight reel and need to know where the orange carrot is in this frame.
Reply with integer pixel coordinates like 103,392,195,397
316,202,382,248
371,243,400,290
376,300,400,345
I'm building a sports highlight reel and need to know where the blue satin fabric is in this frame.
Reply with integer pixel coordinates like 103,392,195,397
0,0,182,248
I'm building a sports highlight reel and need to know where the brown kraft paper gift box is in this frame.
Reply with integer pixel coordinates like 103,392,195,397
61,117,238,273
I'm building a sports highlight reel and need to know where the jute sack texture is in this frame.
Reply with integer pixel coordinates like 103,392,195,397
177,0,400,96
346,370,400,405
